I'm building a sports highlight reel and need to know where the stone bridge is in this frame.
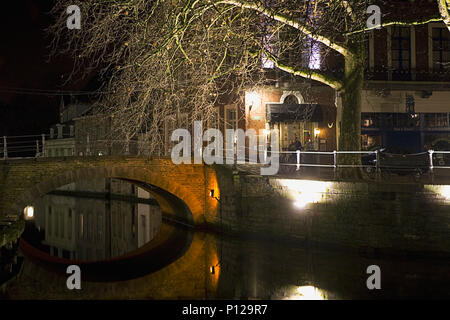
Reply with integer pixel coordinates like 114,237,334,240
0,156,221,226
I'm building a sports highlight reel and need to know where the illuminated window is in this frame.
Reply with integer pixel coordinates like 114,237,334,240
361,113,380,128
262,31,276,69
301,38,321,70
261,4,277,69
425,113,450,128
304,0,321,70
308,40,321,70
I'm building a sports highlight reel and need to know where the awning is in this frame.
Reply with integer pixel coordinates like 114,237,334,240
266,103,323,123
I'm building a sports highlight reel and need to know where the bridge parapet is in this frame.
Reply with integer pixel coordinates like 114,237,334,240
0,156,220,227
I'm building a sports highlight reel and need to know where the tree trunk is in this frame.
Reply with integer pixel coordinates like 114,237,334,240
437,0,450,32
338,51,365,178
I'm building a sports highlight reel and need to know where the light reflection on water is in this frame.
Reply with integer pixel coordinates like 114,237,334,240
278,286,327,300
5,179,450,299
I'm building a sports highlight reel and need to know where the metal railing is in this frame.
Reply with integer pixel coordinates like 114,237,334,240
0,135,146,159
268,149,450,182
1,135,47,159
1,134,449,181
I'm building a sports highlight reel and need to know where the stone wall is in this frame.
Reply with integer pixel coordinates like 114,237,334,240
216,169,450,257
1,158,449,257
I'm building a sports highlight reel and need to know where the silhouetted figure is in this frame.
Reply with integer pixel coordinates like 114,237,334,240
293,138,303,151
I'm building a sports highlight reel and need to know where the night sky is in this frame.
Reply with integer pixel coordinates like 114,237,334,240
0,0,92,136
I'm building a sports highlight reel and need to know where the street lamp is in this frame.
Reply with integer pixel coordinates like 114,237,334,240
314,128,320,137
24,205,34,220
209,189,220,202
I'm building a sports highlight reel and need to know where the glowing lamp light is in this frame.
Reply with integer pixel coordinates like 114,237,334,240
210,266,215,274
439,185,450,200
278,179,331,210
245,91,260,109
294,200,307,209
424,185,450,201
294,286,326,300
314,128,321,137
281,285,327,300
209,189,220,202
24,206,34,219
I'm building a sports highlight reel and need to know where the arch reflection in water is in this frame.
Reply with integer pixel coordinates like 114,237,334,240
23,178,162,262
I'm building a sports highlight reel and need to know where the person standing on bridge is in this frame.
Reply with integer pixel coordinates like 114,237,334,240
293,137,303,152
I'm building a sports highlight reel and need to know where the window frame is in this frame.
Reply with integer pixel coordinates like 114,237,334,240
390,26,412,71
428,23,450,71
387,26,415,79
224,105,238,130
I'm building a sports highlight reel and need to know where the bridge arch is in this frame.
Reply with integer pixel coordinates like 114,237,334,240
0,157,220,227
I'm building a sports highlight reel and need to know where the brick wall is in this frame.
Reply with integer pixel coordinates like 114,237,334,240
216,171,450,257
0,157,220,227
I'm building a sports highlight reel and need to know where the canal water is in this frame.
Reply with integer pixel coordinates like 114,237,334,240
2,179,449,299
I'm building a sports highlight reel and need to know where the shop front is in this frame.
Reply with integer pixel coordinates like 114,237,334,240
266,102,323,151
361,112,450,154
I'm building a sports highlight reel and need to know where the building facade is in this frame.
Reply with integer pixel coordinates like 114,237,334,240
230,20,450,154
44,14,450,158
359,22,450,153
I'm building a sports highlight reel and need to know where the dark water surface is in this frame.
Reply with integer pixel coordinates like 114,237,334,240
3,180,450,299
22,192,162,262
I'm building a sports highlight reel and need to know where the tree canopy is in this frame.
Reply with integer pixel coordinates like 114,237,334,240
49,0,447,154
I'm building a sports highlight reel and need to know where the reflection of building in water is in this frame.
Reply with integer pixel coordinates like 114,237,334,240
33,179,161,261
34,192,77,260
137,188,161,248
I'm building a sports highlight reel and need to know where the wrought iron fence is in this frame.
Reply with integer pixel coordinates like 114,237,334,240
1,135,449,181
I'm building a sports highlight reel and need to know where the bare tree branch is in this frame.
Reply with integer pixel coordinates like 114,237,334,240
262,48,343,90
215,0,354,57
345,17,443,36
342,1,356,23
437,0,450,31
47,0,442,155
